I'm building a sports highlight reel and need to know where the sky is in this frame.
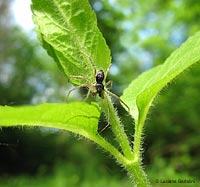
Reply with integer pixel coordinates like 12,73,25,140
11,0,34,31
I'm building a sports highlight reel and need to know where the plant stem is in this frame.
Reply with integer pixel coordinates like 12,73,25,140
134,103,151,160
93,132,150,186
99,93,134,159
91,132,150,187
98,94,150,186
126,163,150,187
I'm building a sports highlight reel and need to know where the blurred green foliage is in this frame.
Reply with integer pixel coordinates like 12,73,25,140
0,0,199,186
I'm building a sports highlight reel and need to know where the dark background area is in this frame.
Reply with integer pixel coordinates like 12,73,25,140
0,0,199,186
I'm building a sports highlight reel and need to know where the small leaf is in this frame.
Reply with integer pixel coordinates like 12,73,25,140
0,102,100,138
121,32,200,122
31,0,111,85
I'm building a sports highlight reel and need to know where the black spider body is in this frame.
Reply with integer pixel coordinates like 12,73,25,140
94,70,105,98
96,70,104,83
68,64,129,127
95,83,104,97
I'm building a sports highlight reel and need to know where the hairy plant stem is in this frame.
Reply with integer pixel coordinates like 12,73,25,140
97,93,150,186
126,163,150,187
99,93,133,159
134,102,152,159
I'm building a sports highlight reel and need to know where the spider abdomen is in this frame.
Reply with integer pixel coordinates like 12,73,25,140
95,83,104,97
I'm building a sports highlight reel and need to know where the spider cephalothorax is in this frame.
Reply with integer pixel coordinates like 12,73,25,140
96,70,104,83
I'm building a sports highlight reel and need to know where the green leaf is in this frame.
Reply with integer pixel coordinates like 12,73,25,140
121,32,200,123
31,0,111,85
0,102,100,138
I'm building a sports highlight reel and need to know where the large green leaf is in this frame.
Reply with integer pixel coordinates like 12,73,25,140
31,0,111,85
121,32,200,123
0,102,100,138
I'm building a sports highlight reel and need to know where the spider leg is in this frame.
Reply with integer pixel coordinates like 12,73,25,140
105,89,130,113
66,74,92,101
104,64,112,91
105,80,112,91
93,66,97,82
99,93,111,134
69,75,88,83
65,84,89,101
83,89,91,102
104,63,112,81
84,56,97,81
88,56,97,76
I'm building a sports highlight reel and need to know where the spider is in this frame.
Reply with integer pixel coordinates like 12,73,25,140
67,62,129,132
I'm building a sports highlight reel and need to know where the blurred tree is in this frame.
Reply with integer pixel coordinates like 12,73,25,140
0,0,70,175
0,0,34,105
91,0,200,91
0,1,68,105
145,64,200,178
